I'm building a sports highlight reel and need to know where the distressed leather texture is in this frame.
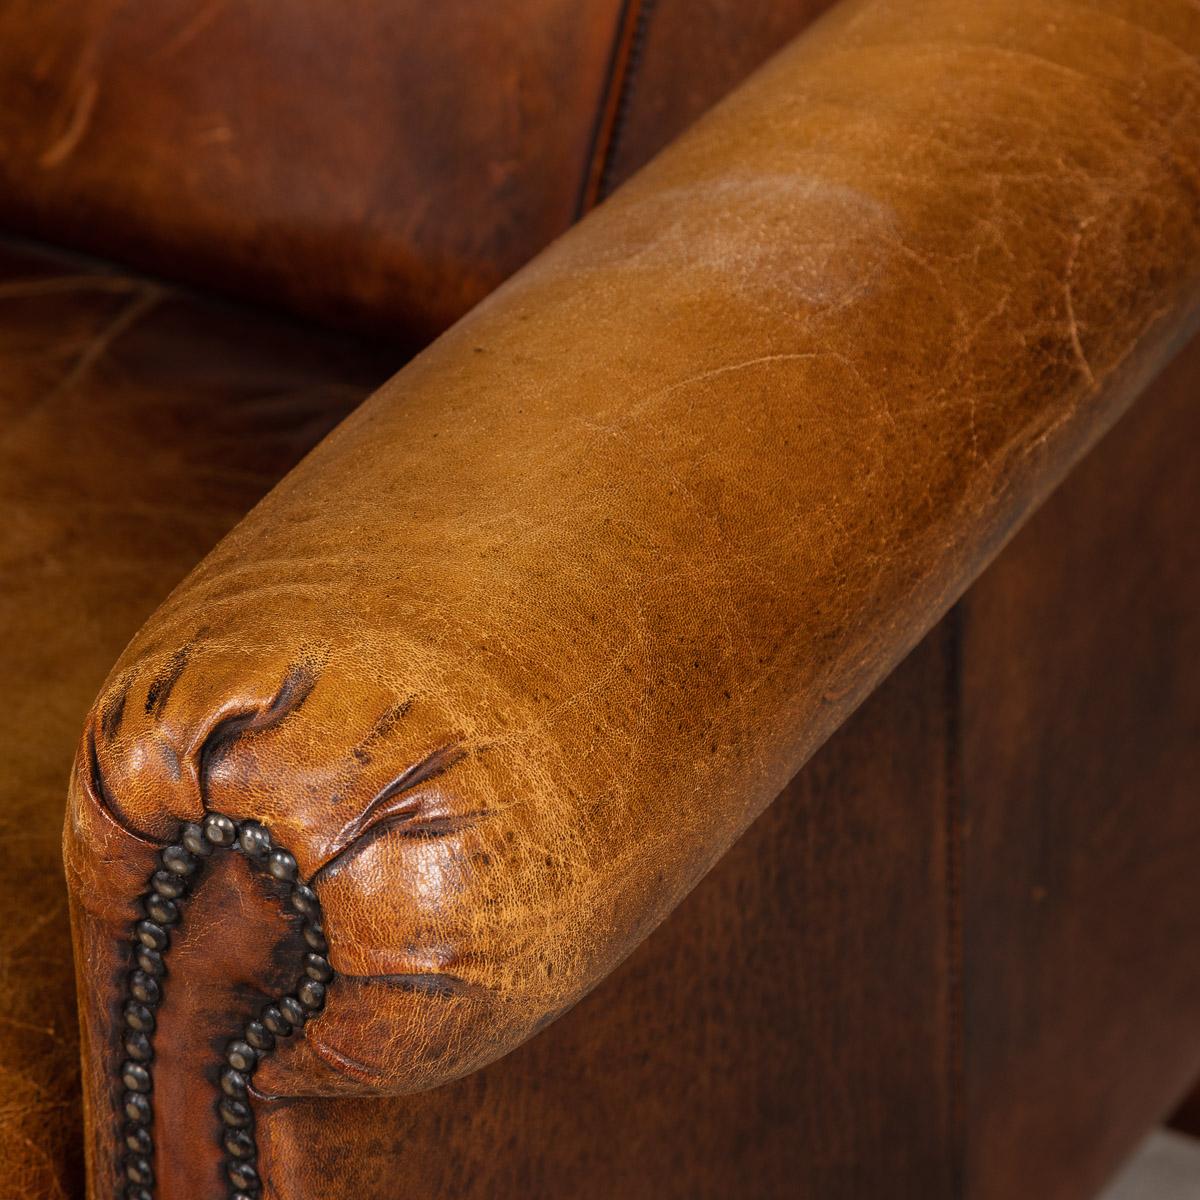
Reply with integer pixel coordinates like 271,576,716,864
0,238,393,1199
0,1,836,1193
61,0,1200,1195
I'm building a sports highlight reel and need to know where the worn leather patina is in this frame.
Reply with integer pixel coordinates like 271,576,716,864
61,0,1200,1195
0,238,392,1199
0,0,620,340
1,2,833,1192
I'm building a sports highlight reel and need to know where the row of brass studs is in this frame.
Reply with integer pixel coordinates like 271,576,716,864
119,814,333,1199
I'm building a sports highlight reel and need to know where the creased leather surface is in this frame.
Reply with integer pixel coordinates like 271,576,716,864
0,237,391,1200
66,0,1200,1194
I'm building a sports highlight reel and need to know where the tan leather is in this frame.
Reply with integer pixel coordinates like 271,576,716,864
65,3,1200,1195
251,623,964,1200
2,5,848,1194
0,237,391,1200
230,330,1200,1200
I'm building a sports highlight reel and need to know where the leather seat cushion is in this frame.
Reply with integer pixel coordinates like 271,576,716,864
0,237,393,1199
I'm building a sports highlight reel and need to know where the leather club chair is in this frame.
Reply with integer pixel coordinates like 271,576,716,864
2,0,1198,1197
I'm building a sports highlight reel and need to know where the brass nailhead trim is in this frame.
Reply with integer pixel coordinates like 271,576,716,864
118,814,333,1200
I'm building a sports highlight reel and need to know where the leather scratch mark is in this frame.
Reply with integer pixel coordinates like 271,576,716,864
42,286,163,408
289,975,492,1086
39,76,98,169
360,972,488,999
355,744,468,827
1064,218,1097,387
0,275,141,301
156,0,230,59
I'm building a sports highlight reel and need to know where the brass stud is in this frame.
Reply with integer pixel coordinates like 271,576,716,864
203,812,237,847
144,895,179,926
237,822,271,859
124,1002,155,1034
303,952,333,983
135,946,164,977
297,979,326,1012
220,1068,249,1098
135,920,169,952
219,1097,252,1129
226,1160,260,1191
124,1124,152,1155
124,1032,153,1063
122,1061,152,1093
160,844,196,876
226,1040,257,1073
129,971,161,1006
291,883,319,917
260,1005,292,1038
124,1155,153,1185
279,996,307,1028
224,1129,256,1160
244,1020,274,1052
267,848,298,881
150,869,187,899
181,821,214,857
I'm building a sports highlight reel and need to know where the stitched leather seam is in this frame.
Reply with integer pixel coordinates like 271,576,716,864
942,606,966,1196
115,816,333,1200
575,0,657,216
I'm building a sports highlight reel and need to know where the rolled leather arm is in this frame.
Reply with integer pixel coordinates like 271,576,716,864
67,0,1200,1191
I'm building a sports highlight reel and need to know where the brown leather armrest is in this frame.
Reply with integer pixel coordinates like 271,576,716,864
66,0,1200,1192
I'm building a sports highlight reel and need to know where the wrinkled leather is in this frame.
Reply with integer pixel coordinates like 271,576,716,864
65,12,1200,1200
0,237,392,1200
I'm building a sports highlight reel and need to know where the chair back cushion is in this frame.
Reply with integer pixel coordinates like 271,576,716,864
0,0,833,337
